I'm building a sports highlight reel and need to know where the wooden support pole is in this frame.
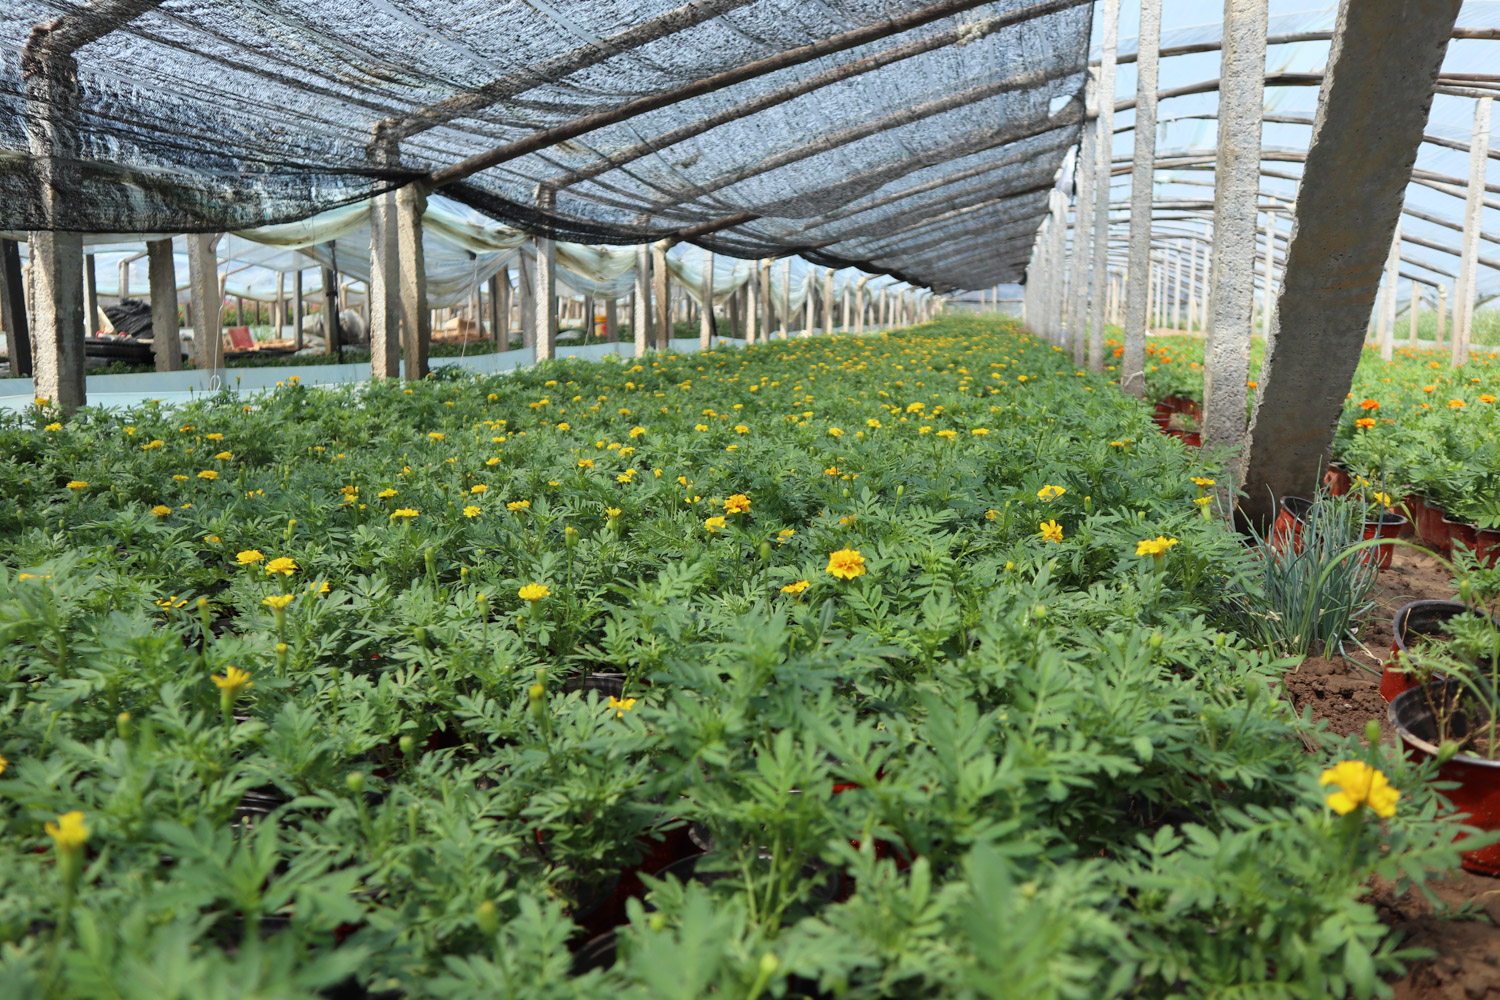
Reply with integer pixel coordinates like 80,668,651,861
1088,0,1121,370
369,186,401,378
604,296,618,342
186,235,222,374
488,274,502,343
293,270,304,351
535,193,558,362
780,260,792,339
1120,0,1161,395
821,267,835,336
519,252,537,350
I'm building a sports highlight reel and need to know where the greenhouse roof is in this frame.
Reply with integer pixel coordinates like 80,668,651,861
1,0,1097,292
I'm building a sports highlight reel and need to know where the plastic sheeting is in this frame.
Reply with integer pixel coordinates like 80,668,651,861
0,1,1094,292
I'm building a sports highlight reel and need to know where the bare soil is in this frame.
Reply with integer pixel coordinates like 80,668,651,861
1277,545,1500,999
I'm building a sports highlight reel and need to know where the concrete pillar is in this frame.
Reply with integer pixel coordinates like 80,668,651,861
518,252,536,350
652,240,671,349
292,269,304,350
146,238,179,372
368,186,401,378
1,240,32,377
604,297,618,343
821,268,835,336
1437,283,1447,347
1241,0,1462,525
1453,96,1491,365
1119,0,1161,396
1408,280,1420,347
633,246,651,356
761,260,774,341
699,246,714,350
396,184,429,380
535,233,558,363
780,261,792,339
186,234,222,375
854,276,869,336
320,259,340,357
1201,0,1268,453
1379,221,1400,361
1088,0,1121,369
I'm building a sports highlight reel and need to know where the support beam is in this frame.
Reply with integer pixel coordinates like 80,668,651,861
293,270,304,351
822,268,835,336
396,184,430,380
1241,0,1462,525
321,257,341,358
488,273,502,344
518,252,536,350
1,240,32,377
146,238,179,372
535,209,558,362
1454,97,1492,364
1119,0,1161,396
1089,0,1120,372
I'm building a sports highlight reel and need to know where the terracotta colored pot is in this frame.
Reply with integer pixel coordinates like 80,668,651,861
1445,516,1481,559
1163,394,1195,414
1391,681,1500,877
1179,431,1202,448
1380,600,1470,702
1270,496,1314,554
1418,501,1451,553
1151,401,1173,430
1475,528,1500,569
1361,513,1408,571
1323,464,1351,497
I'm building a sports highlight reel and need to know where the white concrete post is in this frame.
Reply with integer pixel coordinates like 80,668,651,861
368,183,401,379
186,234,222,374
699,246,714,350
396,184,429,380
1453,96,1491,365
1379,221,1399,361
1120,0,1161,395
1201,0,1268,454
1408,280,1420,347
1088,0,1121,370
632,246,651,355
535,234,558,363
652,240,671,349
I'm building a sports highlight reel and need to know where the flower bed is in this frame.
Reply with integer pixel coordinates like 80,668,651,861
0,317,1477,997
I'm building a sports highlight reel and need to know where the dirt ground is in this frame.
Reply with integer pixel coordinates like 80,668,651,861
1278,545,1500,999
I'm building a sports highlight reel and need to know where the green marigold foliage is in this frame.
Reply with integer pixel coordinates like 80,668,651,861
0,317,1470,998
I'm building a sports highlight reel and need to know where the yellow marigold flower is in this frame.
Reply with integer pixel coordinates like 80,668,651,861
936,429,956,440
65,480,88,490
44,422,62,432
825,548,867,580
262,594,295,610
1422,385,1435,393
866,418,882,429
1037,484,1066,502
828,427,844,437
265,557,297,576
486,457,501,466
918,426,932,434
1372,492,1393,508
1193,496,1212,508
428,432,445,441
1135,536,1179,556
211,666,254,696
780,579,811,595
734,424,749,434
151,504,172,517
1448,399,1466,409
723,493,751,515
1190,477,1216,487
507,500,531,512
578,458,595,469
0,751,6,775
204,534,221,544
1109,440,1125,447
470,484,488,494
608,695,638,718
310,581,330,594
1320,760,1398,818
206,432,223,440
142,439,164,450
704,516,727,533
629,426,646,438
695,423,709,432
906,402,924,412
606,506,622,518
777,528,795,541
1355,418,1376,429
214,451,232,461
237,549,265,565
45,811,88,852
463,505,481,518
971,428,989,436
985,509,999,520
197,470,218,480
1480,394,1496,404
518,583,551,601
1038,519,1063,543
391,508,420,519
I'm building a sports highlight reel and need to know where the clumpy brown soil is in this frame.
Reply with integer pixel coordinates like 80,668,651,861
1276,546,1500,999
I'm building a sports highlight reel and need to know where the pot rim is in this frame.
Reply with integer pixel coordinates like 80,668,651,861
1366,512,1409,528
1390,680,1500,771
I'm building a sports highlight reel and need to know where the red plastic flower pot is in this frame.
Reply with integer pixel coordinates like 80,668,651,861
1390,681,1500,876
1270,496,1314,554
1152,401,1174,429
1179,431,1202,448
1380,600,1470,702
1475,528,1500,569
1417,501,1451,553
1444,516,1481,560
1361,513,1408,570
1324,464,1351,497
